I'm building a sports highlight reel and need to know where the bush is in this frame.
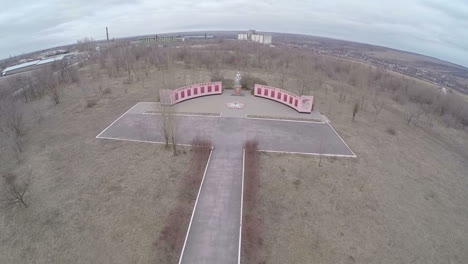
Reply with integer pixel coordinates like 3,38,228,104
2,173,30,207
241,74,267,91
386,127,397,135
352,101,360,121
154,137,212,263
210,70,234,89
122,78,132,85
102,88,112,95
222,78,235,89
86,99,98,108
210,70,223,82
242,139,265,264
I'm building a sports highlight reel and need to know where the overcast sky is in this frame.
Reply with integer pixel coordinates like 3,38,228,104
0,0,467,67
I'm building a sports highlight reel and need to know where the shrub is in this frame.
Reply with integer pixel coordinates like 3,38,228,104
242,139,265,264
2,173,30,207
86,99,98,108
102,88,112,95
241,74,267,91
352,101,360,121
210,70,234,89
386,127,397,135
154,137,212,263
222,78,235,89
210,70,223,82
122,78,132,85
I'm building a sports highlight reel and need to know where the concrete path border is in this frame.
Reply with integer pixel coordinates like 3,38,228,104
178,147,214,264
238,149,246,264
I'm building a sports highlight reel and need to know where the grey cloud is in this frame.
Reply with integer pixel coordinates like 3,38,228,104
424,0,468,21
0,0,467,67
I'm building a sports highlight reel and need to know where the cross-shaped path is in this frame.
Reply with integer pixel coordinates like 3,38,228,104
96,102,355,264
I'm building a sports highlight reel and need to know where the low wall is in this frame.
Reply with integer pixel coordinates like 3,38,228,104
160,82,223,105
254,84,314,113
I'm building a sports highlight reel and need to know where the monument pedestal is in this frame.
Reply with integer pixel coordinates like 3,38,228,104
233,85,242,96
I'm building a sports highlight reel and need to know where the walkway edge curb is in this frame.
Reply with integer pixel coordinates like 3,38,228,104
96,102,140,138
238,149,246,264
326,123,357,157
246,116,325,124
178,146,214,264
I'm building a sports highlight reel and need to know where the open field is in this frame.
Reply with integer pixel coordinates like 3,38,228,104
271,32,468,94
0,64,209,263
254,88,468,263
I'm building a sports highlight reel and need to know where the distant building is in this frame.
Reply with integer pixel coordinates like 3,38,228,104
2,60,40,76
133,34,214,45
182,34,214,41
2,54,70,76
40,49,68,58
133,35,181,45
238,30,272,45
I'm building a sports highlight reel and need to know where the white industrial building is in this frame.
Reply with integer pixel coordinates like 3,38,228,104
2,54,71,76
238,30,272,45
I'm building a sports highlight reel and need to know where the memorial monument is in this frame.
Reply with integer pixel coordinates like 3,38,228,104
233,71,242,96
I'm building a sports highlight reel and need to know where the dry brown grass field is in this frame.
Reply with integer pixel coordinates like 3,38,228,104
256,86,468,263
0,64,210,263
234,53,468,263
0,40,467,263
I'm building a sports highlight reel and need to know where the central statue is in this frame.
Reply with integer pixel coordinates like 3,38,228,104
234,71,242,95
234,71,241,86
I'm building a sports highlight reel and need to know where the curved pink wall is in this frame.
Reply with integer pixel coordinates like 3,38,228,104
254,84,314,113
161,82,223,105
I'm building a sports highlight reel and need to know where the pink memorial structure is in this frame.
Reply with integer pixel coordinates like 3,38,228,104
253,84,314,113
160,82,223,105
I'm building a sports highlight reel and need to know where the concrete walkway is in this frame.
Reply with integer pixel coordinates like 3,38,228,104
180,146,243,264
180,118,245,264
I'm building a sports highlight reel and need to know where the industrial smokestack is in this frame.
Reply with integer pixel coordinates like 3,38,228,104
106,27,109,41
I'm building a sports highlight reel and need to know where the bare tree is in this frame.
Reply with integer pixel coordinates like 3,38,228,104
318,139,324,167
76,37,96,52
314,73,324,93
1,173,30,208
46,77,61,105
124,46,135,80
8,75,33,102
276,67,288,89
296,67,311,96
37,66,61,104
407,104,425,125
372,96,385,121
0,99,25,152
6,104,24,138
158,104,172,148
157,103,177,154
158,91,177,154
352,101,360,121
338,85,347,104
170,115,177,156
